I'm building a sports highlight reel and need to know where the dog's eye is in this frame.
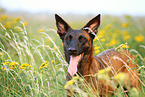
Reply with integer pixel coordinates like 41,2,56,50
66,35,72,41
79,36,86,42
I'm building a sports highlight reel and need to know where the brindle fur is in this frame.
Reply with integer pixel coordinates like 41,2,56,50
55,14,139,96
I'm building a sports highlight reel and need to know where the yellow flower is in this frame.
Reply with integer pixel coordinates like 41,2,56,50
23,21,28,26
1,14,7,20
101,38,106,42
4,68,7,70
104,24,112,30
9,62,19,66
3,62,9,65
19,63,31,70
9,62,18,69
99,30,105,36
109,39,117,46
64,80,74,89
9,66,16,69
122,23,129,28
123,35,130,41
15,27,22,31
113,72,129,82
19,70,22,73
67,80,74,85
134,34,144,42
14,16,21,22
21,63,30,67
122,31,129,36
39,67,43,70
4,21,13,28
122,44,129,48
20,67,26,70
0,52,3,56
51,60,55,63
94,46,101,50
98,67,111,74
39,61,49,70
38,29,44,33
95,50,100,54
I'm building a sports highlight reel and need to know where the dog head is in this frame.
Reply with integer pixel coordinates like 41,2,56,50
55,14,100,76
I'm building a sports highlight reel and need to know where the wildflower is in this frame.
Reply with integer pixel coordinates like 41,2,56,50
125,15,131,19
8,62,19,69
19,66,25,70
38,29,44,33
122,44,129,48
98,67,111,74
19,70,22,73
97,35,103,40
15,27,22,31
64,80,74,89
113,72,129,81
94,46,101,50
95,50,100,54
9,62,19,66
101,38,106,42
1,14,7,20
39,61,49,70
122,23,129,28
104,24,112,30
51,60,55,63
9,66,16,69
64,76,79,89
23,21,28,26
0,52,3,56
109,39,117,46
14,16,21,23
122,31,131,41
99,30,105,36
4,21,13,28
67,80,74,85
122,31,129,36
3,62,9,65
134,34,144,42
19,63,31,70
98,68,111,80
123,35,130,41
4,68,7,70
21,63,30,67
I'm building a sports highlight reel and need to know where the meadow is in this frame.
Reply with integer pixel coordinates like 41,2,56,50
0,13,145,97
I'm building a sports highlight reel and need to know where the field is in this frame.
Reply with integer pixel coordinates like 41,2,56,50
0,13,145,97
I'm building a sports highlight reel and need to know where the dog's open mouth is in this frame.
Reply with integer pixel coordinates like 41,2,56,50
68,53,84,76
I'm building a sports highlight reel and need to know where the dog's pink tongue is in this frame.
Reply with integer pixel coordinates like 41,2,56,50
68,54,82,76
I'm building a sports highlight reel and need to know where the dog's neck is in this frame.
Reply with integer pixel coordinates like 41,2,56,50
77,47,95,76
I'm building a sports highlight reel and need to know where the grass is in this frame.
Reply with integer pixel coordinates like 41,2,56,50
0,13,145,97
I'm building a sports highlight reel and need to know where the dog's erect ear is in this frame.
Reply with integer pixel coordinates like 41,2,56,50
55,14,72,40
82,14,101,39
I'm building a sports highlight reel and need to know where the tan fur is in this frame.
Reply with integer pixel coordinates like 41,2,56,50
80,48,139,96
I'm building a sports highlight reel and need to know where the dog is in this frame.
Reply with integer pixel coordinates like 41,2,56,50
55,14,139,96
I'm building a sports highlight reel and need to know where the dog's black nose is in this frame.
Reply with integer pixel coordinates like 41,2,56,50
68,47,77,55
